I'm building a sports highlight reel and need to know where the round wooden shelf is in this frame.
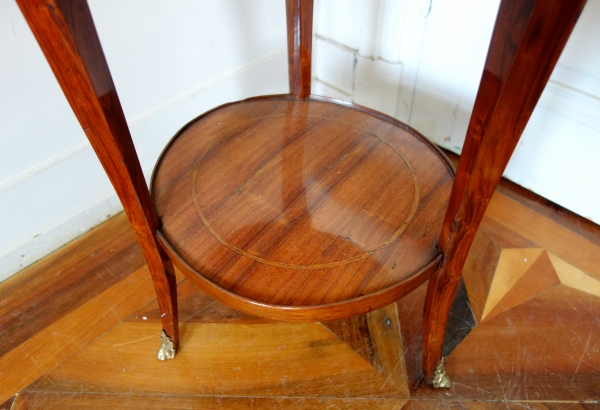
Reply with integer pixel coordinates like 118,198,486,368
151,96,454,321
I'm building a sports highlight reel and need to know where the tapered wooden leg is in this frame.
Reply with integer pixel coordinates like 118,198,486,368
286,0,314,100
421,0,587,384
422,255,465,385
17,0,180,357
154,249,179,356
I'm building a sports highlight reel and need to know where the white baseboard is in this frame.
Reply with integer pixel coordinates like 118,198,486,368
0,191,123,283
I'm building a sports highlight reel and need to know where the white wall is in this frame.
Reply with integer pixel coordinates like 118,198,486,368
0,0,288,282
2,0,598,283
314,0,600,223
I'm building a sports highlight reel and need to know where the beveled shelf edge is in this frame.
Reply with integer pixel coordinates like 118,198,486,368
149,93,456,202
157,231,442,322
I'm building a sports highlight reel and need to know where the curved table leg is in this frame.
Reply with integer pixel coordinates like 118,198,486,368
421,0,587,384
17,0,180,355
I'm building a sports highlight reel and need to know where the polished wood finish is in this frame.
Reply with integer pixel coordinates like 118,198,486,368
480,248,544,319
403,401,599,409
286,0,314,99
482,249,560,320
14,394,407,410
2,178,599,405
18,0,587,390
461,215,536,322
415,285,600,402
398,204,600,401
151,96,453,321
422,0,587,380
487,193,600,280
0,266,159,403
549,253,600,298
0,396,17,410
0,213,145,357
28,322,406,397
443,148,600,248
16,0,179,348
160,232,442,322
462,193,600,324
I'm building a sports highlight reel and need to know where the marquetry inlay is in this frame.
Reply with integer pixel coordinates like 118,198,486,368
192,115,419,269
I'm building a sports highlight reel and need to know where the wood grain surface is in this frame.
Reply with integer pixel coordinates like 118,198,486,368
16,0,180,347
402,401,599,409
0,266,159,403
480,248,545,319
482,250,560,320
14,394,408,410
17,0,591,395
0,213,144,357
152,96,454,320
461,214,537,323
2,175,599,406
286,0,313,99
486,193,600,280
26,321,405,397
416,285,600,402
422,0,587,380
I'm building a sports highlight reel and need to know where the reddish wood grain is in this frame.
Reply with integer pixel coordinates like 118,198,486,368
159,231,441,322
0,214,145,357
286,0,314,99
422,0,587,381
19,0,585,380
16,0,179,348
152,96,454,321
5,177,598,405
442,149,600,248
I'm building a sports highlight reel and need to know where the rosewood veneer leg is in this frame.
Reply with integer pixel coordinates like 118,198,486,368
154,249,179,359
422,0,587,385
156,267,177,362
286,0,313,100
17,0,179,356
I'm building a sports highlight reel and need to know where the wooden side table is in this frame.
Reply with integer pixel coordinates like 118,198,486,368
17,0,586,386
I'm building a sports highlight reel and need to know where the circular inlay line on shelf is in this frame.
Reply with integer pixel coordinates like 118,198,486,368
191,114,420,269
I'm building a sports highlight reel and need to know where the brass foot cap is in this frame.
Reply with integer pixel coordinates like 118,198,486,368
432,357,452,388
157,330,176,361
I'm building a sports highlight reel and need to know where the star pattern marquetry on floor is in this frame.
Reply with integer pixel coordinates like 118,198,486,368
408,190,600,403
480,249,600,321
1,180,599,408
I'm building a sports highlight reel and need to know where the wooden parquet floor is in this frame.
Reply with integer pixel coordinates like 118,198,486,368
1,176,599,409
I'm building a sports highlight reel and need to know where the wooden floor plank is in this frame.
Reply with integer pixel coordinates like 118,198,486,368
495,180,600,248
486,193,600,279
18,392,407,409
365,304,410,397
396,281,428,392
484,251,560,320
550,253,600,298
323,303,410,397
462,215,538,323
0,266,158,403
443,149,600,247
481,248,544,319
0,396,16,410
413,285,600,401
404,400,599,409
25,321,405,398
0,213,145,357
2,155,599,407
134,276,411,396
